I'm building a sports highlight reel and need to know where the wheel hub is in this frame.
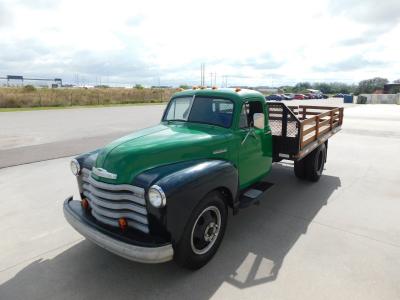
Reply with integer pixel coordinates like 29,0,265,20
204,222,219,242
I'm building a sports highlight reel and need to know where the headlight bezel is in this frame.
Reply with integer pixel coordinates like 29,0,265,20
148,185,166,208
70,159,81,176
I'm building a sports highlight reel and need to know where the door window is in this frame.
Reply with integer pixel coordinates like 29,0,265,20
239,103,249,128
239,101,263,128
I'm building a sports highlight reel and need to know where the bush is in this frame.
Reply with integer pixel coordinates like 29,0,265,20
134,84,144,89
0,87,175,108
23,85,36,92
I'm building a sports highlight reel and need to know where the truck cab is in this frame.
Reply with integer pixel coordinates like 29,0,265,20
64,88,343,269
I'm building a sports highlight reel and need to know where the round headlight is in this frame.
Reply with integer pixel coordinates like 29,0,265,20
70,159,81,176
148,185,166,208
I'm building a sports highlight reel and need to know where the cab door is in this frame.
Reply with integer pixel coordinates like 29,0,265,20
236,100,272,189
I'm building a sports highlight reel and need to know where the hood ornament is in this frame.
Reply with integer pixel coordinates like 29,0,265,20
92,167,118,180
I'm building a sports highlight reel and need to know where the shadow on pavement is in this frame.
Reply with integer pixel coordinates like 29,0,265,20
0,163,341,300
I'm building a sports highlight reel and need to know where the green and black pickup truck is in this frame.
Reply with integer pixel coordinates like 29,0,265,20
64,88,343,269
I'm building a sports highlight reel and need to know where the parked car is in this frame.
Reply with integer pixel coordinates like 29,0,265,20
266,94,283,101
284,93,295,100
278,94,291,100
314,94,323,99
322,94,329,99
294,94,305,100
64,88,344,269
334,93,344,98
310,94,318,99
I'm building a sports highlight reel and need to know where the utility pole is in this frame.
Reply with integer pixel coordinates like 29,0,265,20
200,63,206,86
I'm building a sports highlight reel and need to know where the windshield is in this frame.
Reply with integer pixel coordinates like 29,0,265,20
163,96,234,128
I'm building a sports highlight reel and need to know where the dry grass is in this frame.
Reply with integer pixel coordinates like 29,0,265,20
0,87,176,108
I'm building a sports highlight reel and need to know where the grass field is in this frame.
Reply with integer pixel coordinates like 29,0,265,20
0,87,175,108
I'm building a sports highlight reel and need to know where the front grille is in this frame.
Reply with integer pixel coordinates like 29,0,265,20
80,168,149,233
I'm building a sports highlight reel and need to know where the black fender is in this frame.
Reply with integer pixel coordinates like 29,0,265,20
133,159,239,244
75,149,100,171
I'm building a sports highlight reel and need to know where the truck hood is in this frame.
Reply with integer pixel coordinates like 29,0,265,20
93,123,232,184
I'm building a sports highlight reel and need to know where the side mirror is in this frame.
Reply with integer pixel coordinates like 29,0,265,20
253,113,264,129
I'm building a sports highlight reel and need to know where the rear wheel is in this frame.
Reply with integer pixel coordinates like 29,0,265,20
294,144,326,182
304,144,326,182
294,159,306,179
174,191,227,270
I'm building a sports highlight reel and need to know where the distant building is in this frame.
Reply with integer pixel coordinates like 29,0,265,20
151,85,172,89
0,75,63,87
254,86,279,94
383,84,400,94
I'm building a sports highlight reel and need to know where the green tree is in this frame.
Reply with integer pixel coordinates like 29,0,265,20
313,82,332,94
134,84,144,89
293,82,311,92
357,77,388,94
279,86,294,93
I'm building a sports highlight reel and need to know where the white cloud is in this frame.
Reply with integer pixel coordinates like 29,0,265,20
0,0,399,86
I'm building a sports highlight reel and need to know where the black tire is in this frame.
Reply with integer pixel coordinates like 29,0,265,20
294,159,306,179
174,191,227,270
304,143,326,182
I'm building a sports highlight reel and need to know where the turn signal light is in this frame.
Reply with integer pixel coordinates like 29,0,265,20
81,198,89,210
118,218,128,231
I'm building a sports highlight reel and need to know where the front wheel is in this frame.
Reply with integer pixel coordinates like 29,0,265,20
174,191,227,270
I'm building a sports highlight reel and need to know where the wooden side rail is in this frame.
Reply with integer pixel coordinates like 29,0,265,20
298,107,343,148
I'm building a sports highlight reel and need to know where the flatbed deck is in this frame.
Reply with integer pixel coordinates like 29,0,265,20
267,102,344,161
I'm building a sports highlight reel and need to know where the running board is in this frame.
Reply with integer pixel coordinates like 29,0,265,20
238,181,274,209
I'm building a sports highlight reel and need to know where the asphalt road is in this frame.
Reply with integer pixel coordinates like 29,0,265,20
1,102,400,300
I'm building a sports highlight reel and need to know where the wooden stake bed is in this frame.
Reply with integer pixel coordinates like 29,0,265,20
267,102,344,161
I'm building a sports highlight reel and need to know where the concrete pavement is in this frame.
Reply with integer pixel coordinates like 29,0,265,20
0,103,400,300
0,99,348,168
0,105,165,168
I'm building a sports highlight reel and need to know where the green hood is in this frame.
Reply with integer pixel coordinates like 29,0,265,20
93,123,232,184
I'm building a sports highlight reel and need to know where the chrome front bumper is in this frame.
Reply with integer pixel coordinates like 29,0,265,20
63,197,174,264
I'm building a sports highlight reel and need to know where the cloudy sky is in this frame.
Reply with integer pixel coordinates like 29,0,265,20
0,0,399,87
